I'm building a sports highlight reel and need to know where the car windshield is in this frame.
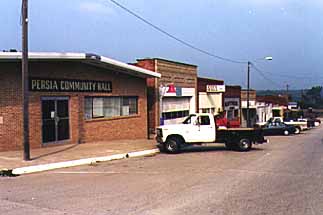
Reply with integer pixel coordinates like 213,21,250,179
183,114,196,124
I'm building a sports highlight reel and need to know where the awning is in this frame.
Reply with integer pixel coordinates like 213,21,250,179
0,52,161,79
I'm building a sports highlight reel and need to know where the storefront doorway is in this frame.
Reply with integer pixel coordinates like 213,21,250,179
41,97,70,144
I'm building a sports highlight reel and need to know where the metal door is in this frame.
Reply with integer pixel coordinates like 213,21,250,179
42,98,70,144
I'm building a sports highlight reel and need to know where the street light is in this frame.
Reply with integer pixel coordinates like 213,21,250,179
246,56,273,128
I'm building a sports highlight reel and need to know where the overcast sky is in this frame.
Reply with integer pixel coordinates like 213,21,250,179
1,0,323,90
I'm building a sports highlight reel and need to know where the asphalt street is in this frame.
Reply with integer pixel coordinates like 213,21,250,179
1,126,323,215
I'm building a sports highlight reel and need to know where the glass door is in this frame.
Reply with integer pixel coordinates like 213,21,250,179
42,98,70,144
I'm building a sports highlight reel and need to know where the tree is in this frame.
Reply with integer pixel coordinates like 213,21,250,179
300,86,323,109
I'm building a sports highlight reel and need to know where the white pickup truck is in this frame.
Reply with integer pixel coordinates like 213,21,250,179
156,113,267,153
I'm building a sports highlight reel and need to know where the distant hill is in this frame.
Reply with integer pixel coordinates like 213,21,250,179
257,89,305,102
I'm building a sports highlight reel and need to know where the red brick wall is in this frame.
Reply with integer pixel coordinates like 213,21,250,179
197,77,224,93
0,63,23,151
0,61,148,151
133,59,159,134
224,85,241,98
135,58,198,131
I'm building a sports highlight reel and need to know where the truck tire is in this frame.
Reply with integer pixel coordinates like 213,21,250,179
165,137,181,154
236,138,252,152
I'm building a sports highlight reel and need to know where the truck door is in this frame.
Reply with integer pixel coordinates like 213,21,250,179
196,115,216,142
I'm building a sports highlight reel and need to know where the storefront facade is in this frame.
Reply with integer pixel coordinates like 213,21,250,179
133,58,197,132
197,77,225,115
256,101,273,124
257,95,288,118
0,52,160,152
241,89,257,128
224,85,241,127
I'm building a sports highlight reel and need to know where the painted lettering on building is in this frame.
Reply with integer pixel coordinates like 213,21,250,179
29,78,112,93
206,85,225,93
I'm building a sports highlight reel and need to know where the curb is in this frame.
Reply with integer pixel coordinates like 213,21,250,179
1,148,160,176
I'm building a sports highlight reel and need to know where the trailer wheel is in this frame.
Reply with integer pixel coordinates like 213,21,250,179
236,138,252,152
165,137,181,154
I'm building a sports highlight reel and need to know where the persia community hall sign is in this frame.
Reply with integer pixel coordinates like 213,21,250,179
29,78,112,93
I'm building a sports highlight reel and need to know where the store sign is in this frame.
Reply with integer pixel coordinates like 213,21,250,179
29,78,112,93
224,98,240,110
206,85,225,93
225,101,239,106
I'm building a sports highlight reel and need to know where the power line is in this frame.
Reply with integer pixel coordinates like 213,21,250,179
109,0,247,64
260,72,323,80
250,64,323,80
251,63,284,89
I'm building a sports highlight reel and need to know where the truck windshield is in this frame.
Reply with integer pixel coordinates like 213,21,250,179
183,114,196,124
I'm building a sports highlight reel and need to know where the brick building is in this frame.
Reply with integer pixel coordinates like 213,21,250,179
223,85,241,128
257,95,288,118
133,58,197,134
197,77,225,115
0,52,160,152
241,89,257,127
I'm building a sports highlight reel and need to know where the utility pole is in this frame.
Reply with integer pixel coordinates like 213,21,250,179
246,61,251,128
286,84,289,94
22,0,30,161
286,83,290,118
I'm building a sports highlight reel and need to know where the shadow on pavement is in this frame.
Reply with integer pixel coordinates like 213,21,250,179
31,144,80,161
180,145,264,153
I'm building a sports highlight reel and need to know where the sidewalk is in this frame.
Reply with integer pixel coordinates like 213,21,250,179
0,139,158,175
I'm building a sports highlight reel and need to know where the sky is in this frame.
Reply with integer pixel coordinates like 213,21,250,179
1,0,323,90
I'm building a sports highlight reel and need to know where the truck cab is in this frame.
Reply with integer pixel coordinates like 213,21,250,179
156,114,216,144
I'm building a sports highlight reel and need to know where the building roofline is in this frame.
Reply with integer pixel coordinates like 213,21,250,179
241,89,256,92
136,57,197,67
198,76,224,83
0,52,161,78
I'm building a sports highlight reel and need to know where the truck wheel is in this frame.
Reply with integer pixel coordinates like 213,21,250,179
236,138,252,152
283,130,290,136
165,137,181,154
294,127,300,134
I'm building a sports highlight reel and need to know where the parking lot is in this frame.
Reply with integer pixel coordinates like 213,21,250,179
1,126,323,215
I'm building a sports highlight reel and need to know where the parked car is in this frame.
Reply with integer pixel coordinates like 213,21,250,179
261,122,297,136
257,117,307,132
297,118,315,128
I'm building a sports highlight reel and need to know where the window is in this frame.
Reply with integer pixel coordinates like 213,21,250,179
162,110,189,120
202,108,210,113
199,116,210,125
227,109,239,120
85,96,138,119
183,114,197,124
227,110,234,120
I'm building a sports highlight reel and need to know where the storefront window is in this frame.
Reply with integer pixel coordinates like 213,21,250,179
93,98,104,118
162,110,189,120
85,97,138,119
